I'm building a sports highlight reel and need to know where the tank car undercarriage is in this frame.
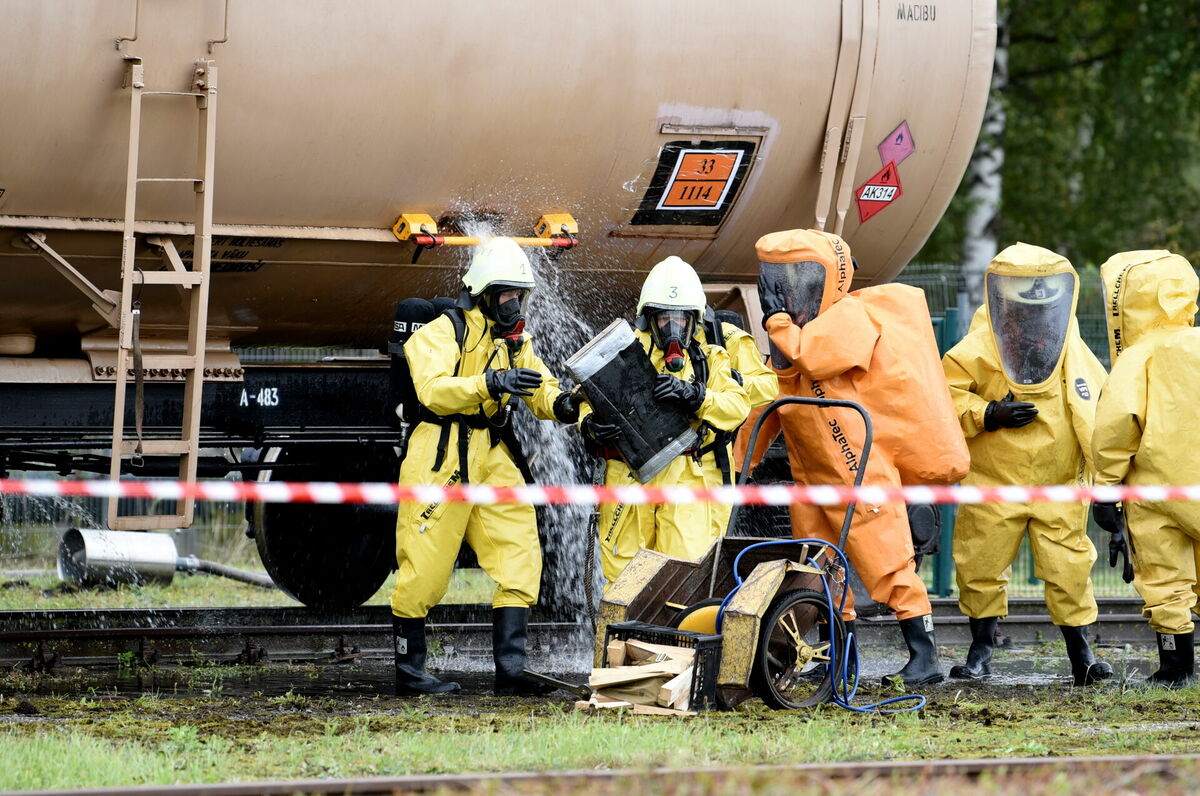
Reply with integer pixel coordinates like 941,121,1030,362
0,364,408,609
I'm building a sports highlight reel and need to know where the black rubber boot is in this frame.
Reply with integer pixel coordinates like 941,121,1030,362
1148,631,1194,688
949,616,999,680
1060,624,1113,686
493,607,554,696
882,615,944,687
393,615,460,696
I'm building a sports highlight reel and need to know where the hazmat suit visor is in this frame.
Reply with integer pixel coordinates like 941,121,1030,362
760,261,825,327
986,271,1075,386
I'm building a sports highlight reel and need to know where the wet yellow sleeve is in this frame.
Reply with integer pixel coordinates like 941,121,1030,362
514,339,564,421
1092,347,1149,486
941,336,993,439
403,316,490,416
1064,334,1110,477
765,300,877,380
697,345,750,432
725,326,778,409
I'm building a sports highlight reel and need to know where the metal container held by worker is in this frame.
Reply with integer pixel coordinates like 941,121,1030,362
57,528,178,588
566,319,695,483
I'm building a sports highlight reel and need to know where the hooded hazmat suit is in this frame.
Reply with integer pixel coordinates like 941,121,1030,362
760,229,932,621
760,228,959,686
1092,251,1200,637
942,243,1107,628
581,257,750,582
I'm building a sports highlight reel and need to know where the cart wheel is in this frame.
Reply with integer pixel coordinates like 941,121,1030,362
750,589,838,709
672,598,724,635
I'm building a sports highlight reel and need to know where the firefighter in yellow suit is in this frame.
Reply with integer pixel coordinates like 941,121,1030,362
1092,250,1200,687
942,242,1112,686
580,256,750,583
390,237,579,697
698,308,778,536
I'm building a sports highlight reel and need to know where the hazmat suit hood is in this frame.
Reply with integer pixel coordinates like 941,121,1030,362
755,228,852,326
983,243,1079,391
1100,250,1198,364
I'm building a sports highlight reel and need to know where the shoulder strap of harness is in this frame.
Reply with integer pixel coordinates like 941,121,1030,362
684,340,734,486
427,306,477,482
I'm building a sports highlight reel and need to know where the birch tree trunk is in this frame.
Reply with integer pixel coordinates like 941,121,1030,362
961,14,1009,307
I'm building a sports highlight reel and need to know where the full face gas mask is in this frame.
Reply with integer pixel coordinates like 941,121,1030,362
646,307,696,372
481,285,531,352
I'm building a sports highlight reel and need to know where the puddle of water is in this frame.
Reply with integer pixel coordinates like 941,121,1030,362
848,648,1154,688
21,664,591,700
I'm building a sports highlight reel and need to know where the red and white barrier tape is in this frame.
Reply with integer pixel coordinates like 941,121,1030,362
1,478,1198,506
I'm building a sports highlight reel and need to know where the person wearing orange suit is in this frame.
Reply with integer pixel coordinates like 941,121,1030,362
757,228,951,687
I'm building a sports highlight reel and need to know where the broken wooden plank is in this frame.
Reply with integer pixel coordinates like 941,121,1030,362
625,639,696,663
606,639,627,667
657,666,693,710
596,675,672,705
588,659,689,689
632,703,697,717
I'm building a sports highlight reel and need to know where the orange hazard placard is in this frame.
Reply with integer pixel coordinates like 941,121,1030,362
656,149,744,210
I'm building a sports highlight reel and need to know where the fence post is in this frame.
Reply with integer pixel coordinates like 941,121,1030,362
932,306,963,597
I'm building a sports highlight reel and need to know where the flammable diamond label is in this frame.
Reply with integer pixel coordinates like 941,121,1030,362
878,120,916,166
855,161,903,223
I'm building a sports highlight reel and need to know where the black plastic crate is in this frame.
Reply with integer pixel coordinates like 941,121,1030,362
602,620,723,711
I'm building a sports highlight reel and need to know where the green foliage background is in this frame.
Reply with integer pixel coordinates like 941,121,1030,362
917,0,1200,269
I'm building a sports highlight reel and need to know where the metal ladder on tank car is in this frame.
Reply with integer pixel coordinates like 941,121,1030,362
107,57,218,530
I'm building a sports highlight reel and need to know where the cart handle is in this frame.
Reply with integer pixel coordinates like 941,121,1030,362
707,396,873,599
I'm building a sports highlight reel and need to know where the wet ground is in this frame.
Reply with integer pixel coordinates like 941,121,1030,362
5,640,1198,792
1,642,1158,702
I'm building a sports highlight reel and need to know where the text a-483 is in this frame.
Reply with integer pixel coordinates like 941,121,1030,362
239,387,280,407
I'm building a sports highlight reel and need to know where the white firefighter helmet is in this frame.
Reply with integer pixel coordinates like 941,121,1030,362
461,237,536,297
636,256,706,315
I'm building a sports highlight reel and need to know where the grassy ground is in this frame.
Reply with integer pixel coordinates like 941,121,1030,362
1,649,1198,792
0,568,497,611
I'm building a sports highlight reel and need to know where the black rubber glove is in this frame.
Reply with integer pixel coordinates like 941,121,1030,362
582,414,621,445
1091,501,1123,535
485,367,542,399
1109,528,1135,584
653,373,706,412
1093,502,1134,584
552,391,581,424
983,391,1038,431
757,272,789,324
730,368,744,386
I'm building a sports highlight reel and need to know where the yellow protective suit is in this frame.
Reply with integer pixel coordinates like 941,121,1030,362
942,244,1107,626
582,329,749,582
701,320,778,534
762,229,949,622
390,305,565,618
1092,250,1200,635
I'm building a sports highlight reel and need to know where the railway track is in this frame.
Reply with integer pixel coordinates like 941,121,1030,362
0,597,1154,669
7,754,1197,796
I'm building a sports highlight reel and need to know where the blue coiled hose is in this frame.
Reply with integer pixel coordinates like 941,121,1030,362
718,538,926,713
